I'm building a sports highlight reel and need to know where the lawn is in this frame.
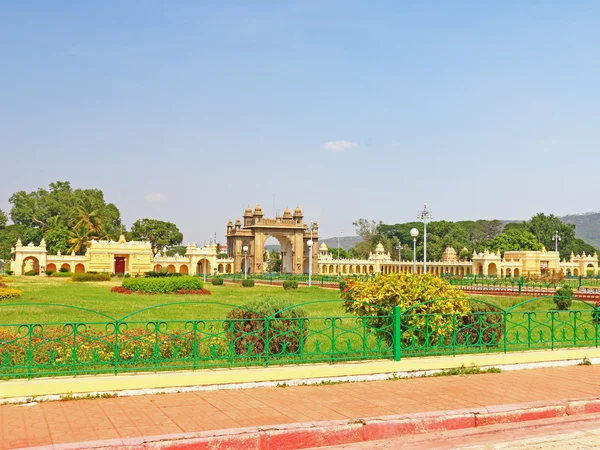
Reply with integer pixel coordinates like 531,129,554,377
0,276,345,324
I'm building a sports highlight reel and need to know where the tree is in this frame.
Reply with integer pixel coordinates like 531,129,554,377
166,245,188,257
352,218,381,241
490,228,541,254
527,213,578,259
0,209,7,229
130,219,183,255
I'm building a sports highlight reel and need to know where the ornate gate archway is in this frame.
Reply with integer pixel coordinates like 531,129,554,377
226,205,318,275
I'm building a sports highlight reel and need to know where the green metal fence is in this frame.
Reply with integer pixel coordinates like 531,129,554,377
1,297,599,380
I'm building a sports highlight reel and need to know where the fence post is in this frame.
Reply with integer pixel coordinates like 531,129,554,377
265,317,270,368
393,306,401,361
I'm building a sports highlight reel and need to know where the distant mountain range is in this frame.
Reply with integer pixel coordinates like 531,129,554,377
561,212,600,249
265,212,600,252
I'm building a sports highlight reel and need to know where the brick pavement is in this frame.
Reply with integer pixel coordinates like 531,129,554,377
1,365,599,449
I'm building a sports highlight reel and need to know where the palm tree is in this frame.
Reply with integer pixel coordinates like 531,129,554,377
71,196,103,236
68,224,92,255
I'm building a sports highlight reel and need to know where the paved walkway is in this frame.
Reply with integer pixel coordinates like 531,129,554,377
2,365,600,449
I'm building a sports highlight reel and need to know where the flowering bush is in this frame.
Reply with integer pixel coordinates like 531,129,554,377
176,289,212,295
110,286,134,294
340,273,470,346
0,288,22,301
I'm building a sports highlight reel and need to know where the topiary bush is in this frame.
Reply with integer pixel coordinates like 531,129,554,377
241,279,255,288
122,276,203,294
554,286,574,310
59,267,69,273
44,270,54,276
72,272,111,282
283,280,298,290
0,288,22,300
341,273,470,346
212,276,224,286
24,270,37,276
456,302,505,346
5,270,14,276
224,298,308,357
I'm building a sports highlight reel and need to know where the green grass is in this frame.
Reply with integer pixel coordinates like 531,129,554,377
0,276,345,324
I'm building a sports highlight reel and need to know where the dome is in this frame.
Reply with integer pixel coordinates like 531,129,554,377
227,219,233,226
254,205,263,216
320,242,329,251
293,206,303,217
244,206,253,217
235,218,241,226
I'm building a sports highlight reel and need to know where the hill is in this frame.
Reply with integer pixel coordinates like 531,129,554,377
560,212,600,249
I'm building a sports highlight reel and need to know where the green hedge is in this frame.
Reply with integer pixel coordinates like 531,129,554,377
212,277,224,286
241,279,255,288
52,271,73,277
72,272,111,282
283,280,298,290
122,276,203,294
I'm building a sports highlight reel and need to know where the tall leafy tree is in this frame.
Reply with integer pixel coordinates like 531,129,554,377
130,219,183,255
0,209,7,229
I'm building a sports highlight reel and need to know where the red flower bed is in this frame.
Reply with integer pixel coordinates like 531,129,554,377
176,289,212,295
110,286,134,295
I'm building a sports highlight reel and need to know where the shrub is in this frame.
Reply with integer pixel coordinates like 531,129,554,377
122,276,203,294
0,288,22,300
341,273,470,346
212,277,224,286
5,270,14,276
51,271,73,277
554,286,574,310
241,279,255,288
59,267,69,273
124,273,131,278
283,280,298,290
144,271,182,278
456,302,505,346
73,272,111,282
225,298,308,356
45,270,54,276
24,270,37,276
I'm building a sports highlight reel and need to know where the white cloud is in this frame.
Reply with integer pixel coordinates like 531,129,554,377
322,140,358,152
144,193,168,203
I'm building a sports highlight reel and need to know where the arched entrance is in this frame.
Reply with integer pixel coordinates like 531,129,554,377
75,263,85,273
488,263,498,276
263,235,293,274
197,259,211,275
22,256,40,274
60,263,71,272
226,205,318,275
179,265,189,274
477,263,484,275
46,263,57,272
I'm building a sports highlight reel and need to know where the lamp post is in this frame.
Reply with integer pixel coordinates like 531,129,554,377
410,228,419,274
553,231,561,275
307,221,314,287
396,243,402,273
338,230,342,278
243,245,249,280
137,256,141,276
417,203,433,273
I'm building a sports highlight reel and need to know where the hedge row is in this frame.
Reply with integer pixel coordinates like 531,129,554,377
72,273,111,282
122,276,203,294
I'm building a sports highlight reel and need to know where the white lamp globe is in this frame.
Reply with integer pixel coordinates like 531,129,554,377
243,245,248,252
410,228,419,238
307,240,313,247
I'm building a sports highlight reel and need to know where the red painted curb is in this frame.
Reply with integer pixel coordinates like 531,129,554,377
32,397,600,450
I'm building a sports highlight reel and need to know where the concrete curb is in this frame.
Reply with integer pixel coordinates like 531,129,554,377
20,397,600,450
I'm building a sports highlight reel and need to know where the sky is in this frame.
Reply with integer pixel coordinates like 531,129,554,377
1,1,599,244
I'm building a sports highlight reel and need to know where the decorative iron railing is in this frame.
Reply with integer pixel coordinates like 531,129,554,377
1,297,598,380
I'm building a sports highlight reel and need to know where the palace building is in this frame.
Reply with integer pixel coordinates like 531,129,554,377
9,205,599,278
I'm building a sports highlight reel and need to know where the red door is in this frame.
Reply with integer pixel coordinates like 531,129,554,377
114,257,126,274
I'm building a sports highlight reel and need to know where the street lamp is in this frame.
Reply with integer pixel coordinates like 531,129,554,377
243,245,249,280
396,242,402,273
417,203,433,273
553,231,561,275
307,221,314,287
410,228,419,274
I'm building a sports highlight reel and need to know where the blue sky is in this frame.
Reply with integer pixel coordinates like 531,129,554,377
2,1,599,244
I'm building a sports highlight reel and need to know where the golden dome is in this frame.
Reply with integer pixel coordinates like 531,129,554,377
283,208,292,218
320,242,328,250
293,206,303,217
244,206,253,217
254,205,263,216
